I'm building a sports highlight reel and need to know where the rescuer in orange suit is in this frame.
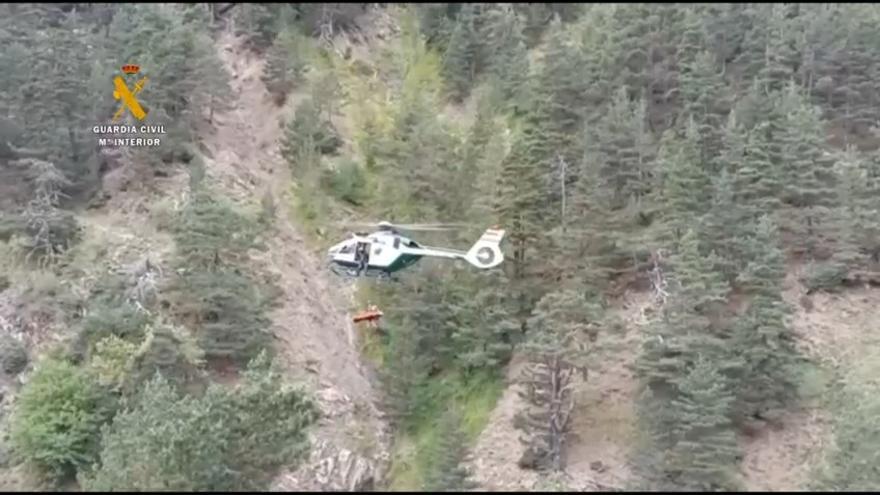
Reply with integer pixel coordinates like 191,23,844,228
353,302,383,330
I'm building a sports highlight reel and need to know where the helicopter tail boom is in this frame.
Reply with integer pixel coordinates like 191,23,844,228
464,227,505,269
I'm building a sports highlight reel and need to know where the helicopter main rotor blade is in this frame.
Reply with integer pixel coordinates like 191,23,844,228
335,221,470,231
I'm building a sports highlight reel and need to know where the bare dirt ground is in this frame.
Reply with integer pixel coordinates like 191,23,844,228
203,27,390,490
738,264,880,491
468,290,654,492
469,264,880,492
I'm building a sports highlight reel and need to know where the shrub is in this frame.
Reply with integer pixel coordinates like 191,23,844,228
10,357,113,482
172,188,260,269
80,301,151,347
86,335,138,392
280,98,342,168
165,269,273,366
262,28,311,105
802,261,848,293
80,352,317,491
127,323,205,392
0,335,27,375
321,157,368,206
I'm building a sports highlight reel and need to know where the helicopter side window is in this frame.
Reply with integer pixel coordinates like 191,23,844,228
394,237,400,249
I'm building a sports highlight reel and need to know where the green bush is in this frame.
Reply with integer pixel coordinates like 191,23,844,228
165,268,273,366
127,323,205,392
280,98,342,168
80,302,151,347
172,188,261,269
80,352,317,491
262,28,311,105
10,357,113,482
0,335,28,375
321,158,368,206
802,261,848,293
86,335,138,392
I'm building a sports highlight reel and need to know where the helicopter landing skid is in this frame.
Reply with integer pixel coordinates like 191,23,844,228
329,264,399,283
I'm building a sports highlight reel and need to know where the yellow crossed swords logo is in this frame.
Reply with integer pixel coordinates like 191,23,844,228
112,74,149,122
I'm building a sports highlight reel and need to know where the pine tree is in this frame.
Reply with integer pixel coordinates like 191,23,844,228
516,290,599,472
837,149,880,264
774,81,837,258
167,268,273,367
732,5,771,85
732,216,799,422
189,28,233,124
280,97,341,178
658,118,712,245
532,17,587,166
262,28,309,105
81,355,317,491
452,270,518,373
664,357,742,491
676,6,709,69
442,4,479,102
127,322,205,392
760,4,800,93
591,86,655,212
380,325,429,428
699,169,749,284
481,4,530,112
775,81,835,207
678,50,729,164
422,408,478,492
494,92,555,321
731,78,772,132
701,4,751,71
832,147,877,268
638,229,734,394
417,3,455,48
172,188,260,270
737,122,783,219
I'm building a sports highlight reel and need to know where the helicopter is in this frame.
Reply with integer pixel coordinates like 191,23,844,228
326,221,506,279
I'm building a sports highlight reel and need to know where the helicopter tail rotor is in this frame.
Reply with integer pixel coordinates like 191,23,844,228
464,227,505,269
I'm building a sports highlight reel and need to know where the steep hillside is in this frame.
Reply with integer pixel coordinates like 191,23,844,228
0,13,389,491
5,3,880,492
202,29,390,490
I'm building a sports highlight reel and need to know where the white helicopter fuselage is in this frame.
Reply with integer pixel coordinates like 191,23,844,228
326,227,505,276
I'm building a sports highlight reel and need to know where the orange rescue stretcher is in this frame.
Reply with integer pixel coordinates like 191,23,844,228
353,305,384,328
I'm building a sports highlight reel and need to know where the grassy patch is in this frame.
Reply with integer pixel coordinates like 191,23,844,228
386,371,504,490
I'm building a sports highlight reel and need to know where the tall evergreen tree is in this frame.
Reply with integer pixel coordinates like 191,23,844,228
442,4,479,102
774,81,837,257
658,118,712,245
678,50,729,164
732,216,799,422
737,122,783,219
699,169,749,284
422,408,478,492
452,270,518,373
516,289,600,472
664,357,742,491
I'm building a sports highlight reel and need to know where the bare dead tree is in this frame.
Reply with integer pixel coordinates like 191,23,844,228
516,352,577,472
649,249,669,306
17,158,75,265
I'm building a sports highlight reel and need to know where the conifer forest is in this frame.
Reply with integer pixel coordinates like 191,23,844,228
2,3,880,492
